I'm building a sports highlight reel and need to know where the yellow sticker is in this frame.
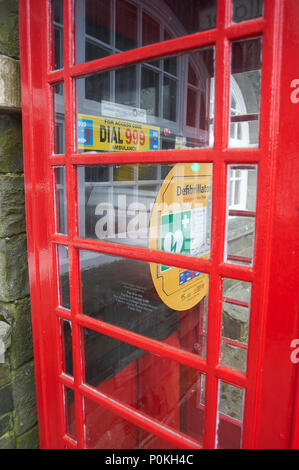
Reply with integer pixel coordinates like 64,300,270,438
78,113,160,152
149,163,212,311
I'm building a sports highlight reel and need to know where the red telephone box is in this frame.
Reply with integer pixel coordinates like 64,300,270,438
19,0,299,449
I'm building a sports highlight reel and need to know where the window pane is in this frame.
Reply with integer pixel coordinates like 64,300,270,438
80,250,209,359
60,319,73,376
225,165,257,266
116,0,138,51
51,0,63,70
64,387,76,439
229,38,262,148
220,279,252,373
83,328,205,445
76,48,215,152
84,397,179,449
75,0,217,64
216,381,245,449
53,83,65,154
141,66,159,117
56,245,70,309
233,0,264,23
53,167,67,235
163,76,177,122
115,66,137,108
85,0,111,44
77,163,212,261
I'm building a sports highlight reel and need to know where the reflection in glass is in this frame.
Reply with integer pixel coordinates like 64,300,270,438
75,0,217,64
233,0,264,23
51,0,63,70
53,83,65,154
57,245,70,309
216,381,245,449
83,328,205,446
84,397,179,449
64,386,76,438
220,279,252,373
53,167,67,235
229,38,262,148
76,48,215,152
225,165,257,266
80,250,209,360
60,319,73,376
77,163,212,261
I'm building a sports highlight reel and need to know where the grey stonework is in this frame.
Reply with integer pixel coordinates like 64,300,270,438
0,0,39,449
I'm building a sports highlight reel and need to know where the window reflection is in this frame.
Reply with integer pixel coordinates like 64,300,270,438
52,0,63,70
229,38,262,148
77,163,212,259
53,83,65,154
225,164,257,266
216,381,245,449
83,328,206,445
75,0,218,64
84,397,179,449
80,251,209,359
232,0,264,23
76,48,215,152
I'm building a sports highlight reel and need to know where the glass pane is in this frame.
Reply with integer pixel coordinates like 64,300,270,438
141,66,159,117
51,0,63,70
64,387,76,438
163,76,177,122
225,165,257,266
77,163,212,262
53,167,67,235
80,250,209,359
83,328,205,445
115,66,137,108
76,48,215,152
84,397,179,449
60,319,73,376
57,245,70,309
229,38,262,148
53,83,65,154
233,0,264,23
220,279,252,373
116,0,138,51
216,381,245,449
75,0,217,64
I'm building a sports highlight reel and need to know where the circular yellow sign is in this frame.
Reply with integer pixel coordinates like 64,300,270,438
149,163,212,311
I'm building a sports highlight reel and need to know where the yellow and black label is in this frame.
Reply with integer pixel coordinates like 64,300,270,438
78,113,160,152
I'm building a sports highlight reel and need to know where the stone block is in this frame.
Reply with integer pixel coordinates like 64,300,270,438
0,432,15,449
0,412,13,437
0,55,21,111
0,361,11,387
0,383,13,415
0,113,23,173
0,174,25,238
0,0,19,59
16,425,39,449
0,234,29,302
12,360,37,436
0,297,33,370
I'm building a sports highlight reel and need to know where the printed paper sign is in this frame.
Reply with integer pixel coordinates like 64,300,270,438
149,163,212,311
78,113,160,152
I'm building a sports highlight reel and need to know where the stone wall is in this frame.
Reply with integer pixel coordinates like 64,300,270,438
0,0,38,449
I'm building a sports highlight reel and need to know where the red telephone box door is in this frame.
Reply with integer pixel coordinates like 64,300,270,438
19,0,299,449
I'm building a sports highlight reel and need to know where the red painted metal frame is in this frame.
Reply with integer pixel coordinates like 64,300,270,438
18,0,299,449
